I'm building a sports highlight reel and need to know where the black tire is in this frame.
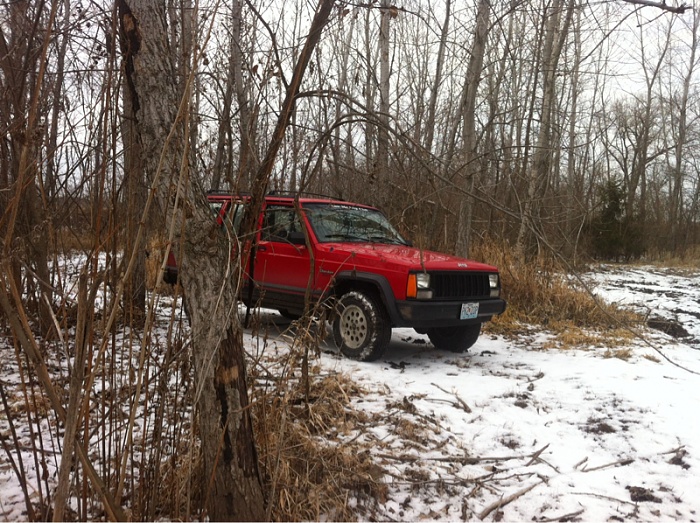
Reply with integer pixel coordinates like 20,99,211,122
278,309,301,321
333,291,391,361
163,268,178,285
427,324,481,353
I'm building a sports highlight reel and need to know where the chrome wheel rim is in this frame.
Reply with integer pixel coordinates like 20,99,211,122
339,304,367,349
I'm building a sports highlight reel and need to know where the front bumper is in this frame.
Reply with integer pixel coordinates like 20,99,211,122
393,298,507,328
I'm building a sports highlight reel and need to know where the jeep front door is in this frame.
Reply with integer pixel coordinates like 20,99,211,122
254,205,313,311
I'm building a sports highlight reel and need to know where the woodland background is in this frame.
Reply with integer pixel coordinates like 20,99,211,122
0,0,698,520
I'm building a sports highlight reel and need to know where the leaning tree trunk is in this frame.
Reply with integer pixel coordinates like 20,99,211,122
116,0,265,520
454,0,490,259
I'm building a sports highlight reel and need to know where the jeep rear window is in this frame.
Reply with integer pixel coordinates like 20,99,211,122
304,203,408,245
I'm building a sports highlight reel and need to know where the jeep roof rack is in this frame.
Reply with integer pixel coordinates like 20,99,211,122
266,190,345,201
206,189,251,196
205,189,348,203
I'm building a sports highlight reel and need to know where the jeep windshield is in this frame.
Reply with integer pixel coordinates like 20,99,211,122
304,203,409,245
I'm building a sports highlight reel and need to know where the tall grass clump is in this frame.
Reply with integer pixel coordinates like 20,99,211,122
246,314,387,521
471,239,641,336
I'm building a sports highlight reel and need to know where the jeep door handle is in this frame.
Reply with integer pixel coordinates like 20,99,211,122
258,245,267,252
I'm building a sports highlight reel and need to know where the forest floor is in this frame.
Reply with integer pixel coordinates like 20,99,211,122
1,263,699,521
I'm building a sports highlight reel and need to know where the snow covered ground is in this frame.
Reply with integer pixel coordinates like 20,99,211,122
311,325,700,521
255,264,700,521
1,263,699,521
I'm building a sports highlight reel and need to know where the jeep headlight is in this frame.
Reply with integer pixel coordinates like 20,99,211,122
407,273,433,299
416,273,430,289
489,273,500,297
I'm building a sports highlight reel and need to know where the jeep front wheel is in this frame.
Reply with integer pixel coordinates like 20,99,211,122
333,291,391,361
427,324,481,353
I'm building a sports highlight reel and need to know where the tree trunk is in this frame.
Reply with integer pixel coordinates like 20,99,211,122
231,0,258,188
122,86,147,315
424,0,451,155
516,0,575,257
116,0,265,519
454,0,490,258
374,0,391,183
669,9,698,251
0,0,57,335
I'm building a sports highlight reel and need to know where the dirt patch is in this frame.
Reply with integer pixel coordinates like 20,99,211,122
585,418,616,434
646,316,690,338
626,486,662,503
668,449,691,470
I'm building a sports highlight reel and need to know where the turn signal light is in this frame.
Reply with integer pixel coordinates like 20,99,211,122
407,274,418,298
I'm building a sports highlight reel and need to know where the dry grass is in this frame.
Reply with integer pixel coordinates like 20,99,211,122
540,322,636,351
473,240,643,343
603,347,634,361
145,235,174,292
249,344,387,521
642,245,700,269
55,226,97,252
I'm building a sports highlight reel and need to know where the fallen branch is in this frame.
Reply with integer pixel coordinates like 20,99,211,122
659,445,685,455
431,382,472,413
377,445,553,466
376,453,479,465
573,491,635,505
581,458,634,473
539,508,585,522
477,479,544,520
525,444,550,466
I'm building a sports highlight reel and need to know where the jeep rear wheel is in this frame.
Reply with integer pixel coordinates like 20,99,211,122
278,309,301,321
427,324,481,353
333,291,390,361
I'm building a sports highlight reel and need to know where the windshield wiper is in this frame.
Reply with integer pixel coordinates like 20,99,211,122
368,235,406,245
324,233,367,242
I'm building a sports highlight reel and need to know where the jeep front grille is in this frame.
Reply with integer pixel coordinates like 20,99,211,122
431,272,491,300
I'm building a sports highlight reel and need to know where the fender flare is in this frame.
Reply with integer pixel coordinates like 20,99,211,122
332,271,401,326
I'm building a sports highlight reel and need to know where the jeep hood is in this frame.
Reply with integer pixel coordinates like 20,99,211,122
323,243,498,272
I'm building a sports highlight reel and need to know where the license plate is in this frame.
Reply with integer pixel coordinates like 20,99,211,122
460,302,479,320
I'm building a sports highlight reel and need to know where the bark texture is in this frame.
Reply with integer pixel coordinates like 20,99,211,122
116,0,265,519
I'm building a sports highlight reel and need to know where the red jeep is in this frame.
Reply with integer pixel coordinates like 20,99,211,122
165,192,506,361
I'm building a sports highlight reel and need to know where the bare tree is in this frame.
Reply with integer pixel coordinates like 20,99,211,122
116,0,266,518
0,0,56,334
454,0,491,258
424,0,452,156
668,9,699,251
516,0,576,257
374,0,392,183
211,0,259,190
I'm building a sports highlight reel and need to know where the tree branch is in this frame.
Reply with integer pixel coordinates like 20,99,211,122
621,0,690,14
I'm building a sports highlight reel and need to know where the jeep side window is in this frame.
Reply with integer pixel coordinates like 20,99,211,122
210,202,224,221
210,201,246,236
262,206,301,242
229,202,246,235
